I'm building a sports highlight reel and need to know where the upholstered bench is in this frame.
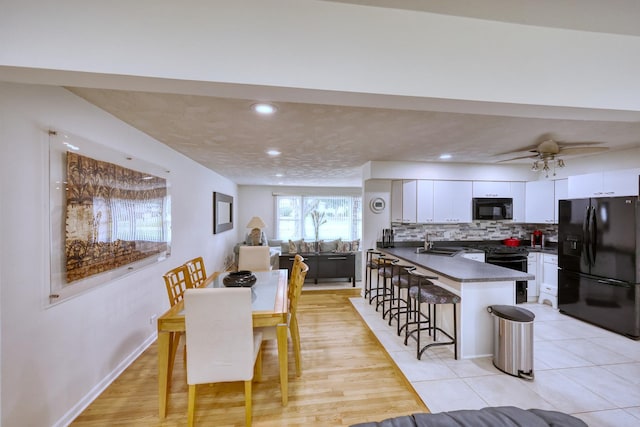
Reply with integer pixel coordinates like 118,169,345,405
350,406,587,427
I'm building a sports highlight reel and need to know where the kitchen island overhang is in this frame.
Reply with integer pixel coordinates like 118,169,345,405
378,247,533,359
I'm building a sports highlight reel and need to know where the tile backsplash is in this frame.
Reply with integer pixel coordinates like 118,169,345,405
389,221,558,243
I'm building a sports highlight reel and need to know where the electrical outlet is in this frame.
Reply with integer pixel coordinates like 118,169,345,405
150,314,158,325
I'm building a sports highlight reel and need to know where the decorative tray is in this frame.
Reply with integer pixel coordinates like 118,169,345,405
223,270,257,287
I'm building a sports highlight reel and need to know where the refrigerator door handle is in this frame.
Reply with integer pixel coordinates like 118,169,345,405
597,278,631,287
589,205,598,264
582,205,592,266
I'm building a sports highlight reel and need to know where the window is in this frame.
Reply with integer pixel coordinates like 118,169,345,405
275,195,361,241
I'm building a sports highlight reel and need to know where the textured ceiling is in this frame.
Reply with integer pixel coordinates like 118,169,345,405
62,1,640,188
68,87,640,187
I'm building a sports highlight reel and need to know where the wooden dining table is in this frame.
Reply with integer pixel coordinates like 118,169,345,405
157,269,289,418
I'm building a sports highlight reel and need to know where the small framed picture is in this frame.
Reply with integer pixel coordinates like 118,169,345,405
213,192,233,233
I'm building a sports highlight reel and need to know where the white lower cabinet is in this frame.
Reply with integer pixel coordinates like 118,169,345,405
539,254,558,309
527,252,540,301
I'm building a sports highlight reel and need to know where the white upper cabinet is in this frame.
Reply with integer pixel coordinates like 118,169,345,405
402,180,417,223
525,180,555,223
554,179,568,223
391,180,403,223
568,168,640,198
511,182,526,223
472,181,511,198
391,180,417,223
434,181,472,223
416,180,435,223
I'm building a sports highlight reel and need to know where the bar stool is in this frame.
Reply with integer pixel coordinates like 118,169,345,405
375,257,400,316
406,275,460,360
364,249,382,302
402,270,437,343
385,264,416,334
369,255,397,310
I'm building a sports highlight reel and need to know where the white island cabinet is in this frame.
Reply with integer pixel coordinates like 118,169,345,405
379,247,533,359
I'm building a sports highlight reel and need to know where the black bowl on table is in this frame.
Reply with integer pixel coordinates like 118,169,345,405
223,270,257,287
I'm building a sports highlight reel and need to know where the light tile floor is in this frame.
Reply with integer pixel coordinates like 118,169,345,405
350,295,640,427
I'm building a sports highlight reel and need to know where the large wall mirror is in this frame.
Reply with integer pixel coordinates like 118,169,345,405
213,192,233,233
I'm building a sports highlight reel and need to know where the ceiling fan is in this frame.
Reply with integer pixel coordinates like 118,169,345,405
497,138,609,163
496,136,609,177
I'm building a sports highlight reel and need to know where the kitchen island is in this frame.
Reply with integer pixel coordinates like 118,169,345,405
378,247,533,359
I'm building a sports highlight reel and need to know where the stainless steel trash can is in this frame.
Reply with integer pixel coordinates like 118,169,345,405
487,305,535,380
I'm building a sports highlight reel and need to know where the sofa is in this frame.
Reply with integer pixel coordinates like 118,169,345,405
350,406,587,427
280,238,362,281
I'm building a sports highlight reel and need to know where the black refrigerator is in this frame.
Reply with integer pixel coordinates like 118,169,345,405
558,196,640,340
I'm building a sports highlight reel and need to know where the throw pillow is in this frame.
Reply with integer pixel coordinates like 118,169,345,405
300,240,315,253
336,239,360,252
288,239,298,254
320,239,340,253
336,240,351,253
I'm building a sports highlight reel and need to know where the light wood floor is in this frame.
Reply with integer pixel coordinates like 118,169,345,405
71,289,428,426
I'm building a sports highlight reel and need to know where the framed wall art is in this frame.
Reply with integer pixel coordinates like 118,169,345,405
48,130,171,304
213,192,233,234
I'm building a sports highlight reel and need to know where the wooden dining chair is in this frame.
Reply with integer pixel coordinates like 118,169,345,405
257,260,309,377
163,264,194,306
184,256,207,288
238,246,271,271
184,288,263,427
163,265,194,375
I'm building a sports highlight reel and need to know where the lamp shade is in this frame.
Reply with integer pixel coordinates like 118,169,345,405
246,216,267,229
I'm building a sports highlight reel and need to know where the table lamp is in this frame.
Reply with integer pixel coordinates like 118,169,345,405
246,216,267,245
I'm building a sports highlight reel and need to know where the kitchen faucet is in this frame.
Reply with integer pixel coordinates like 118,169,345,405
424,233,433,251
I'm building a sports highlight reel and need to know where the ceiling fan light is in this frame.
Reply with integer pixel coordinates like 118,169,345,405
531,161,539,171
558,158,565,168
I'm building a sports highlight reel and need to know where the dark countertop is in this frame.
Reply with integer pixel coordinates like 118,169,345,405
377,247,534,283
527,247,558,255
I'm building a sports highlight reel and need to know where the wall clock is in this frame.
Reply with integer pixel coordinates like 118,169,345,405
369,197,385,214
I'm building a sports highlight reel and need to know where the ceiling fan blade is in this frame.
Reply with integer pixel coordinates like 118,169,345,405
496,154,538,163
558,146,609,155
494,145,540,156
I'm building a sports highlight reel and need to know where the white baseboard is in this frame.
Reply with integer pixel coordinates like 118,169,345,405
52,332,157,427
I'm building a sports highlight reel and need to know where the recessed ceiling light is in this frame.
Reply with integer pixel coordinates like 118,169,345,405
275,173,284,177
266,150,281,157
252,103,277,115
439,154,452,160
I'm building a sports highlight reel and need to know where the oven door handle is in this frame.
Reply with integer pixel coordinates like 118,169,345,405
487,258,527,264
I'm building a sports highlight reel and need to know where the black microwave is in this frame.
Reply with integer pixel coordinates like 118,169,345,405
473,198,513,220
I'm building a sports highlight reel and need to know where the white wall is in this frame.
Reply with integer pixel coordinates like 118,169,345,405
0,82,238,426
1,1,640,114
363,161,534,181
237,185,362,243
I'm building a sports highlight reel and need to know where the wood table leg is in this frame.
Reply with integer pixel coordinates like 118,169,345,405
158,330,172,418
276,323,288,405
